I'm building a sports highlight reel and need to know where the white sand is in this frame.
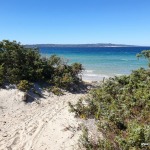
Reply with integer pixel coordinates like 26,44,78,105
0,88,85,150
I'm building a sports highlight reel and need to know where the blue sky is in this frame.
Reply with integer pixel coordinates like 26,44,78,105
0,0,150,45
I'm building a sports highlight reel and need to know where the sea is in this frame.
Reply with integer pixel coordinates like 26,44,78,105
39,47,150,81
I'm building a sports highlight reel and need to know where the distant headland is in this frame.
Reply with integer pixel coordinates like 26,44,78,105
25,43,144,48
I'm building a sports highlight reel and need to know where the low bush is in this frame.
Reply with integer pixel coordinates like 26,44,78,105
17,80,33,92
69,50,150,150
0,40,83,92
49,86,63,96
0,64,4,86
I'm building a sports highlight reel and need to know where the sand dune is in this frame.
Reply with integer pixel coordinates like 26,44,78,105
0,88,85,150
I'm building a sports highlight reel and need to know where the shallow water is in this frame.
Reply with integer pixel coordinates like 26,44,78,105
40,47,150,81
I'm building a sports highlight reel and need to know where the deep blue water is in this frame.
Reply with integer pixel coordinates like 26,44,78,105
39,47,150,81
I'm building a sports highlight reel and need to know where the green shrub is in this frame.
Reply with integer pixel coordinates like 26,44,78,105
137,50,150,67
69,50,150,149
51,63,83,91
17,80,33,92
79,127,94,150
0,40,83,92
48,54,65,66
50,86,63,96
0,64,4,86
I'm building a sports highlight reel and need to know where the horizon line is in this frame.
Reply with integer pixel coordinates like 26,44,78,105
24,43,150,47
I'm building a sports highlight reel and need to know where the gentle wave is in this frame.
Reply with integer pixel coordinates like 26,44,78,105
84,74,97,77
120,59,129,61
84,70,94,73
115,73,123,76
82,73,109,81
83,73,109,78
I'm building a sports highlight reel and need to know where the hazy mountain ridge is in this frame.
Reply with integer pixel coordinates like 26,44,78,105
25,43,140,48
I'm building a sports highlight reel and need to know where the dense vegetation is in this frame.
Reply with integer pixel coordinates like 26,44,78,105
69,50,150,150
0,40,83,92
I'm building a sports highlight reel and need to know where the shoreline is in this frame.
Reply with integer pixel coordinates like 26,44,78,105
82,69,126,82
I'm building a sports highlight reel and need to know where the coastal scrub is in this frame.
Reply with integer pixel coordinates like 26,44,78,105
0,40,83,92
69,50,150,150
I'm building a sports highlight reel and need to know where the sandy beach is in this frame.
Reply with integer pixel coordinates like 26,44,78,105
0,87,87,150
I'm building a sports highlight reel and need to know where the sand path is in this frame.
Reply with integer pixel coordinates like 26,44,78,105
0,89,84,150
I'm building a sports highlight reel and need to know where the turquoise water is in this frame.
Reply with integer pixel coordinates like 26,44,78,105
40,47,150,81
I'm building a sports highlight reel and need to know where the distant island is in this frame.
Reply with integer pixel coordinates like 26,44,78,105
25,43,142,48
